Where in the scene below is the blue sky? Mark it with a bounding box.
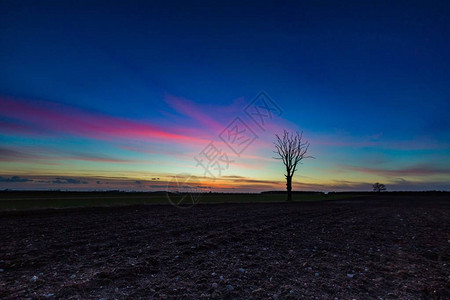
[1,0,449,191]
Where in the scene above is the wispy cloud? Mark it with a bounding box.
[0,146,136,164]
[0,147,41,161]
[309,133,449,151]
[165,94,225,131]
[0,119,42,135]
[67,152,136,163]
[52,178,88,184]
[0,96,208,145]
[343,164,450,177]
[0,176,33,182]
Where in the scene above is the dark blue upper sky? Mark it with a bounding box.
[2,1,449,123]
[1,1,449,191]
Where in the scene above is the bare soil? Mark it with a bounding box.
[1,195,449,299]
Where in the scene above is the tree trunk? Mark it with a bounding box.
[286,175,292,202]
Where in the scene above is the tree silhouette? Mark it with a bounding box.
[273,130,313,201]
[373,182,386,192]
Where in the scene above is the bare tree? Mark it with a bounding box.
[273,130,313,201]
[373,182,386,192]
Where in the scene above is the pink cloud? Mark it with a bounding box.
[0,119,43,135]
[0,96,208,145]
[164,94,225,132]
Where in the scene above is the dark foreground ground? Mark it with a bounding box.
[1,195,449,299]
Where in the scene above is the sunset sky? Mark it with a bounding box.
[1,1,449,192]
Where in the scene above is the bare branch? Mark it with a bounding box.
[273,130,314,177]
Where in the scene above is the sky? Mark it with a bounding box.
[1,0,449,192]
